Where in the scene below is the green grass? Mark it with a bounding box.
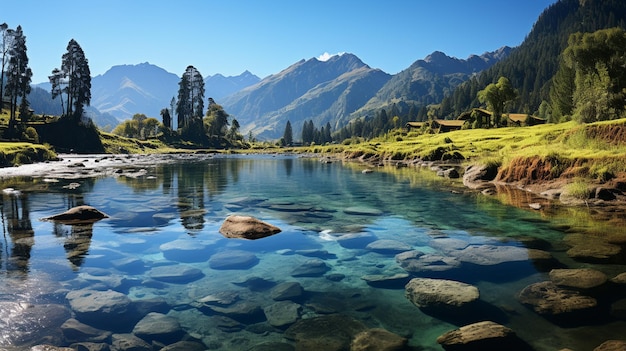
[0,142,58,167]
[301,118,626,181]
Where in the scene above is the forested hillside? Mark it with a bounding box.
[443,0,626,119]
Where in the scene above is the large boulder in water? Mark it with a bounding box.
[517,281,598,321]
[43,205,108,223]
[219,215,281,239]
[436,321,530,351]
[405,278,479,311]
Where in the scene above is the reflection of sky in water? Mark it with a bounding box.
[0,155,624,350]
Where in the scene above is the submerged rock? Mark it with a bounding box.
[361,273,410,288]
[291,259,331,277]
[284,314,368,350]
[66,290,131,328]
[43,205,109,223]
[263,301,302,328]
[518,281,598,317]
[219,215,281,239]
[270,282,304,301]
[405,278,479,310]
[593,340,626,351]
[366,239,412,254]
[111,333,151,351]
[60,318,111,343]
[564,233,622,263]
[209,250,259,270]
[451,244,530,266]
[396,251,461,274]
[148,265,204,283]
[549,268,608,290]
[436,321,529,351]
[351,328,408,351]
[132,312,184,343]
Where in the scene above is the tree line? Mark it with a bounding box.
[1,22,243,149]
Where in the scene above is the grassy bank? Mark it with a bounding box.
[295,118,626,184]
[0,142,58,167]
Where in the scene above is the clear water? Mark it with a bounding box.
[0,154,625,350]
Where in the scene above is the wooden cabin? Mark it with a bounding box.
[405,119,466,133]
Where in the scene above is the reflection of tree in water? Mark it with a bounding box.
[0,192,34,276]
[167,158,244,232]
[52,194,94,270]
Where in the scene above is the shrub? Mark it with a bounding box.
[566,179,592,200]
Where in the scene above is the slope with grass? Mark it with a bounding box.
[304,119,626,203]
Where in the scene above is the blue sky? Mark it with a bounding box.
[3,0,557,84]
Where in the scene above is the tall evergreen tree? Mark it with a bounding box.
[160,108,172,130]
[57,39,91,121]
[176,65,204,130]
[0,23,14,111]
[4,25,31,133]
[49,68,66,115]
[204,97,229,146]
[282,120,293,146]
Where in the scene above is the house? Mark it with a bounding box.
[457,108,546,127]
[506,113,546,126]
[406,119,466,133]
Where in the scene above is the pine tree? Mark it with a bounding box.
[60,39,91,121]
[0,23,14,111]
[4,25,32,133]
[282,120,293,146]
[176,65,205,130]
[160,108,171,130]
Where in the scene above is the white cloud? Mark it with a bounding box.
[317,52,345,61]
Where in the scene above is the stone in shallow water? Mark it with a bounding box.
[66,290,131,328]
[564,233,622,263]
[593,340,626,351]
[518,281,598,317]
[111,333,151,351]
[365,239,412,254]
[361,273,410,288]
[285,314,368,351]
[291,259,331,277]
[335,232,377,249]
[549,268,608,290]
[148,265,204,283]
[612,272,626,284]
[197,291,240,306]
[232,276,276,291]
[43,205,109,223]
[351,328,408,351]
[61,318,111,343]
[451,244,530,266]
[263,301,302,328]
[429,237,470,252]
[204,301,265,323]
[209,250,259,270]
[219,215,281,239]
[160,239,211,262]
[396,250,461,274]
[405,278,479,310]
[436,321,527,351]
[132,312,184,344]
[271,282,304,301]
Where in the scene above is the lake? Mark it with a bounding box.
[0,154,625,350]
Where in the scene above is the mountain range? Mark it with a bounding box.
[31,47,507,139]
